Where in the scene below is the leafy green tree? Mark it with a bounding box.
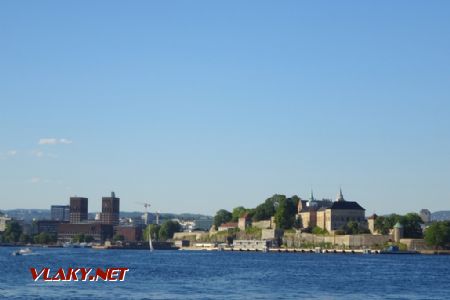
[3,221,22,243]
[424,221,450,249]
[19,233,31,244]
[72,233,86,243]
[341,221,370,235]
[34,232,52,244]
[158,220,181,240]
[374,214,401,235]
[374,213,422,237]
[252,202,271,221]
[231,207,247,222]
[312,226,328,235]
[400,213,423,238]
[374,216,388,234]
[213,209,232,228]
[290,195,301,208]
[144,224,161,241]
[252,195,282,221]
[293,217,302,229]
[274,197,296,229]
[113,234,124,242]
[84,235,94,243]
[346,221,360,234]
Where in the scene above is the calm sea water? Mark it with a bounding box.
[0,247,449,299]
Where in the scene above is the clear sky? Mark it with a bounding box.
[1,1,449,215]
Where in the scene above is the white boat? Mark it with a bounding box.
[12,248,32,256]
[149,231,154,252]
[79,242,92,248]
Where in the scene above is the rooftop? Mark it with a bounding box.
[219,222,238,228]
[330,201,365,210]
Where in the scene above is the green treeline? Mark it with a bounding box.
[212,194,449,245]
[213,194,299,230]
[0,221,58,244]
[143,220,181,241]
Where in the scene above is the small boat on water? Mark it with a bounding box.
[12,248,33,256]
[63,242,92,248]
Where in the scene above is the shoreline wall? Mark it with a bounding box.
[284,233,392,249]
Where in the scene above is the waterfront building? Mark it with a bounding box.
[57,223,113,243]
[51,205,70,221]
[0,215,11,232]
[217,222,238,231]
[174,240,190,248]
[420,209,431,224]
[297,191,333,229]
[238,213,251,231]
[69,197,88,223]
[297,189,366,233]
[114,225,142,242]
[178,220,195,232]
[233,240,270,251]
[36,220,66,236]
[367,214,378,234]
[100,192,120,225]
[179,219,213,232]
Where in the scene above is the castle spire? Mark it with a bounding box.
[337,188,345,202]
[309,190,315,202]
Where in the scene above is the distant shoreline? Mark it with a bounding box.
[3,244,450,255]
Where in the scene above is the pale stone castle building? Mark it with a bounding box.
[297,189,366,233]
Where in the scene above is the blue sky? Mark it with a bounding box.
[1,1,449,215]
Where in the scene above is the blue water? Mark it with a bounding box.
[0,247,449,299]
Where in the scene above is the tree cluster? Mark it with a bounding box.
[339,221,370,235]
[72,234,94,243]
[0,221,60,245]
[2,221,22,243]
[213,209,232,229]
[374,213,423,238]
[143,220,181,241]
[424,221,450,249]
[213,194,300,230]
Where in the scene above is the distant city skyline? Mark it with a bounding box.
[1,2,450,215]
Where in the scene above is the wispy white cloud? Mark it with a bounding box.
[31,150,58,158]
[59,138,73,144]
[7,150,17,156]
[38,138,73,145]
[30,177,40,183]
[0,150,17,159]
[32,150,44,158]
[38,138,58,145]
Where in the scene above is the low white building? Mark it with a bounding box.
[0,215,11,232]
[233,240,270,251]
